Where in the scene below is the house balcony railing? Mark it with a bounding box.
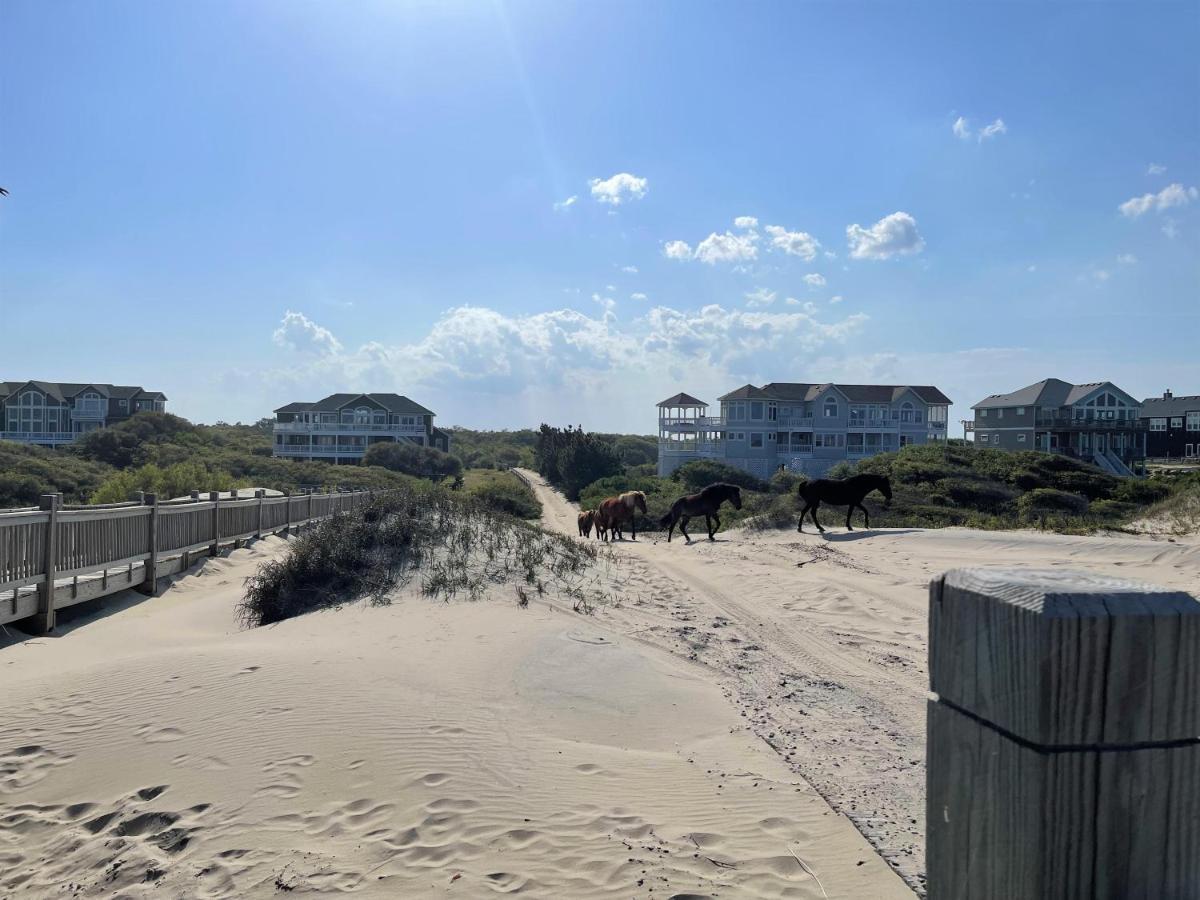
[778,446,814,457]
[1035,416,1146,431]
[274,422,427,435]
[72,402,108,418]
[659,415,725,428]
[658,440,721,455]
[275,444,374,455]
[1,431,76,443]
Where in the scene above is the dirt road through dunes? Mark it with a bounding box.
[515,468,1200,894]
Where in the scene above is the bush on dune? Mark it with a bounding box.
[466,472,542,519]
[363,441,463,482]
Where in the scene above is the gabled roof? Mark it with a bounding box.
[280,393,436,416]
[657,392,708,408]
[1141,395,1200,417]
[719,382,952,404]
[0,381,166,403]
[972,379,1130,410]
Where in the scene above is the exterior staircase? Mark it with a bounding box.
[1104,449,1136,478]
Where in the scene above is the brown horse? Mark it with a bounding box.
[595,490,648,541]
[660,483,742,543]
[577,509,595,538]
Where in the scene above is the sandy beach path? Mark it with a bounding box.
[515,468,1200,893]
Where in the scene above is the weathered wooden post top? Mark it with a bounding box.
[927,567,1200,899]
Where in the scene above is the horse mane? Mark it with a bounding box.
[618,490,646,509]
[700,482,740,499]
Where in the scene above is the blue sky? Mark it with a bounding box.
[2,1,1197,431]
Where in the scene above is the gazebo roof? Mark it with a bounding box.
[657,392,708,408]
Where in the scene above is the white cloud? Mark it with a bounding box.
[631,292,648,301]
[695,230,759,264]
[553,195,577,212]
[1147,163,1167,175]
[803,273,827,287]
[606,284,616,292]
[621,265,639,274]
[745,287,776,307]
[784,298,818,314]
[1116,253,1138,265]
[953,116,1006,142]
[845,211,925,260]
[663,240,693,260]
[764,224,820,261]
[734,215,759,229]
[272,310,343,356]
[1119,183,1198,218]
[589,172,648,206]
[829,295,844,304]
[1163,219,1179,239]
[978,119,1007,141]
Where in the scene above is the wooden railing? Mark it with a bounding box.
[0,489,371,634]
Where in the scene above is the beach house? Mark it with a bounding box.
[272,392,449,463]
[657,383,951,478]
[0,381,167,447]
[1140,390,1200,461]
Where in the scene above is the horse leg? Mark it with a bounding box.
[810,501,825,533]
[666,516,675,542]
[704,514,713,540]
[710,512,720,540]
[797,503,809,533]
[860,503,870,529]
[679,516,692,543]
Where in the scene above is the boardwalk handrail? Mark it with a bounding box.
[0,488,372,633]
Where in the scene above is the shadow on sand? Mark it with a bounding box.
[817,528,921,543]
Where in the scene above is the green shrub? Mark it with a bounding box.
[824,461,857,480]
[467,474,542,519]
[1018,488,1090,519]
[939,477,1018,511]
[363,441,463,482]
[672,460,768,493]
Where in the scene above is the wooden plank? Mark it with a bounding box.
[33,494,60,634]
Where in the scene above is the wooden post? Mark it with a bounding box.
[255,489,265,538]
[282,489,291,537]
[33,494,60,634]
[209,491,220,556]
[927,568,1200,899]
[136,492,159,597]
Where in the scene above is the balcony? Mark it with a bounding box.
[1,431,76,445]
[274,421,427,436]
[847,418,899,429]
[659,440,721,455]
[1035,415,1146,432]
[72,401,108,419]
[275,444,373,456]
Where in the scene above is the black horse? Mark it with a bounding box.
[660,483,742,543]
[797,474,891,533]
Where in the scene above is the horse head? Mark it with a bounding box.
[877,475,892,506]
[727,484,743,509]
[632,491,648,514]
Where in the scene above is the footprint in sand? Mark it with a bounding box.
[0,745,75,792]
[135,725,185,744]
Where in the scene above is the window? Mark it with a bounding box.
[997,408,1004,420]
[814,433,844,448]
[1187,444,1196,459]
[1188,412,1200,432]
[849,405,866,424]
[750,433,763,448]
[750,401,764,420]
[979,409,988,418]
[823,398,838,418]
[1017,433,1026,442]
[767,431,776,441]
[767,402,777,422]
[1016,407,1025,415]
[978,434,988,444]
[1150,418,1167,431]
[727,402,746,421]
[1171,417,1184,428]
[900,401,915,423]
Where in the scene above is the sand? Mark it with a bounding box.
[3,476,1195,899]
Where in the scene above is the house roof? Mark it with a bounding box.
[1141,395,1200,418]
[657,392,708,408]
[0,381,165,403]
[276,393,436,416]
[972,379,1130,410]
[718,382,952,404]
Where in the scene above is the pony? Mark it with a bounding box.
[660,483,742,543]
[595,490,648,541]
[797,473,891,533]
[577,509,595,538]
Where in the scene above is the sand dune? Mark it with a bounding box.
[514,469,1200,891]
[0,537,909,898]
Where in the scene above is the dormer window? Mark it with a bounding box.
[823,398,838,418]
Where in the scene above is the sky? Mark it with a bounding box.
[1,0,1198,434]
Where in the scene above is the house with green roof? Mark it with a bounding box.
[0,380,167,447]
[657,382,951,478]
[272,393,448,463]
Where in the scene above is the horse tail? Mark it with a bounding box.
[660,497,683,527]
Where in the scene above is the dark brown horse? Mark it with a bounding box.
[797,473,891,533]
[596,491,648,541]
[660,483,742,543]
[577,510,595,538]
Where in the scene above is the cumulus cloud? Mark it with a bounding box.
[631,292,648,301]
[745,287,776,307]
[734,215,759,229]
[695,230,759,264]
[829,295,844,304]
[953,116,1007,142]
[1119,183,1198,218]
[764,225,820,260]
[272,310,343,356]
[589,172,648,206]
[803,273,827,287]
[663,240,693,260]
[1147,163,1167,175]
[553,195,577,212]
[621,265,639,274]
[845,211,925,260]
[1117,253,1138,265]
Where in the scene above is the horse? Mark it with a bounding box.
[797,473,891,533]
[660,483,742,543]
[577,509,595,538]
[595,490,648,541]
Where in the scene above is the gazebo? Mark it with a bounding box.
[656,392,720,474]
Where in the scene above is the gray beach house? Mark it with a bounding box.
[0,381,167,447]
[272,392,449,464]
